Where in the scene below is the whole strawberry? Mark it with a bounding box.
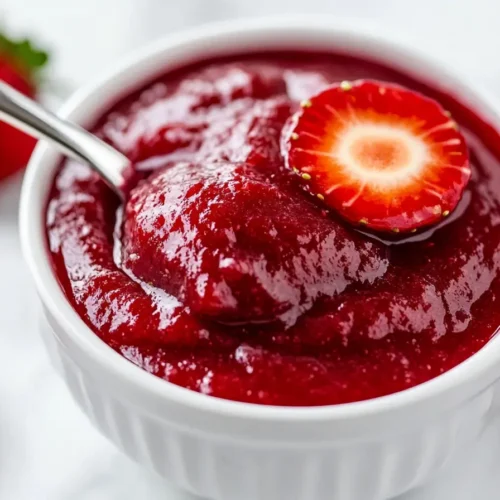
[0,33,48,181]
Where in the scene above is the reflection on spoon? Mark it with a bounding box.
[0,81,134,199]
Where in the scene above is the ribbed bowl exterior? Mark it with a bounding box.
[40,308,495,500]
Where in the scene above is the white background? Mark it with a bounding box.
[2,1,500,498]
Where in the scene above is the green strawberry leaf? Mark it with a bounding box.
[0,32,49,76]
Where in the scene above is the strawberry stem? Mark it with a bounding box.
[0,31,49,77]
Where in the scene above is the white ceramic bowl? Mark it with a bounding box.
[19,17,500,500]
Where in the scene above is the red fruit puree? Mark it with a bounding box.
[47,52,500,406]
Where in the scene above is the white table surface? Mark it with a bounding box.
[2,1,500,498]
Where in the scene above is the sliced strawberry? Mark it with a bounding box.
[282,80,470,233]
[0,32,48,182]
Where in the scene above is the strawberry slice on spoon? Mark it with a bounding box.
[282,80,470,233]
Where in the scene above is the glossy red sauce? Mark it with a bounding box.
[46,52,500,406]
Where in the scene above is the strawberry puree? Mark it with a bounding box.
[47,52,500,406]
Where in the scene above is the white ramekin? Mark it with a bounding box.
[19,17,500,500]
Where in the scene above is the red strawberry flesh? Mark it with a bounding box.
[283,80,471,233]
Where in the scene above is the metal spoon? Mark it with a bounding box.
[0,81,132,199]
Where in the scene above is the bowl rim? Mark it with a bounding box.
[19,15,500,429]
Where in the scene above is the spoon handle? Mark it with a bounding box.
[0,81,130,197]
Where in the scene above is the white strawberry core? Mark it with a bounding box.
[334,123,431,186]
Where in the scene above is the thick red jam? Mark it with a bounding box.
[47,52,500,406]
